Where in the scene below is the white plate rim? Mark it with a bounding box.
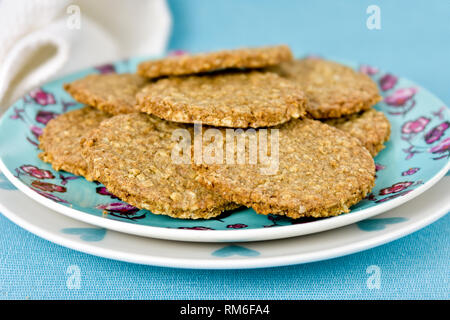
[1,157,449,243]
[0,176,448,269]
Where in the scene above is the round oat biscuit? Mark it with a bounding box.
[194,119,375,219]
[325,109,391,157]
[63,73,147,115]
[38,106,111,177]
[82,113,238,219]
[271,58,382,119]
[136,71,307,128]
[137,45,293,78]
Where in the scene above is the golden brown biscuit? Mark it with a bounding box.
[64,73,147,115]
[136,71,307,128]
[38,106,111,177]
[82,113,238,219]
[271,58,382,119]
[137,45,293,78]
[325,109,391,157]
[194,119,375,219]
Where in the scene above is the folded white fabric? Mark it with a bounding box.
[0,0,172,113]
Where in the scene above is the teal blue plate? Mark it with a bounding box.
[0,57,448,242]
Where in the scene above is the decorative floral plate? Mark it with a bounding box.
[0,57,449,242]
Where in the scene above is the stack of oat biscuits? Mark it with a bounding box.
[39,45,390,220]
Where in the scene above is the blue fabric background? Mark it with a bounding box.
[1,0,449,299]
[0,214,448,299]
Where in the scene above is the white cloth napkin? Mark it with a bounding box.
[0,0,172,113]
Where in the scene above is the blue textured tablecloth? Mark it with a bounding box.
[0,213,448,299]
[1,0,449,300]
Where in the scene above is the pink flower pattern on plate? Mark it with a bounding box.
[97,202,139,214]
[30,125,43,138]
[359,64,379,76]
[96,186,119,199]
[36,110,58,125]
[179,226,214,230]
[31,180,66,193]
[168,50,188,56]
[379,182,414,195]
[424,121,450,144]
[375,190,413,203]
[19,165,54,179]
[95,64,116,74]
[385,88,417,106]
[227,224,248,229]
[29,88,56,106]
[429,137,450,159]
[379,74,398,91]
[401,117,430,134]
[402,168,420,176]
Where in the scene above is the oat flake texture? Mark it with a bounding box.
[38,106,111,178]
[136,71,307,128]
[194,119,376,219]
[137,45,293,78]
[270,58,382,119]
[325,109,391,157]
[82,113,238,219]
[64,73,148,115]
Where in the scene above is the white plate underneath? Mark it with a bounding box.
[2,157,449,243]
[0,172,448,269]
